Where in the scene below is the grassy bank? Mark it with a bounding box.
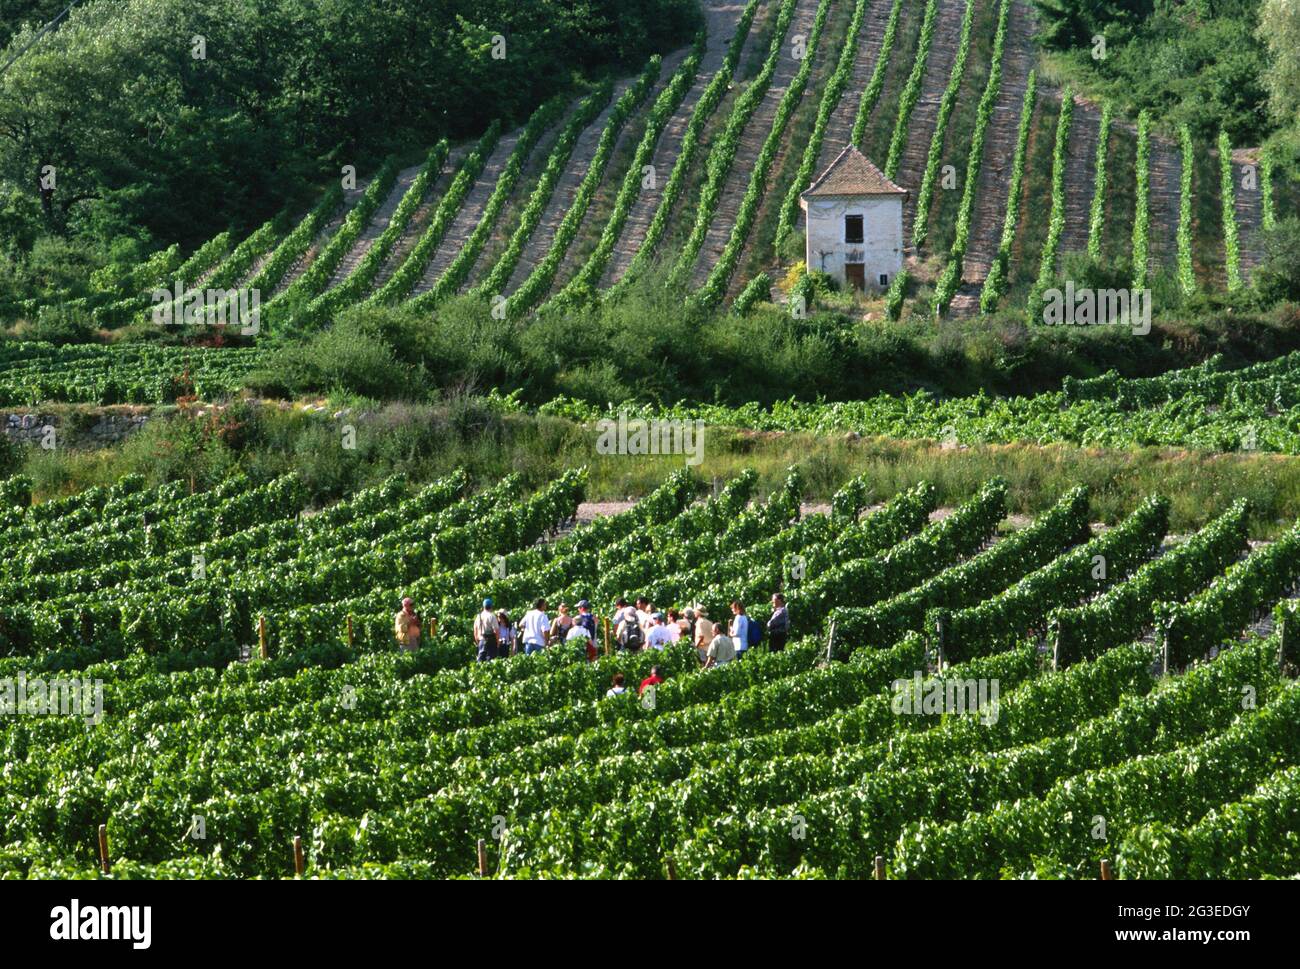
[12,398,1300,538]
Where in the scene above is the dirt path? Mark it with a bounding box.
[601,0,751,287]
[326,161,424,290]
[1232,148,1266,277]
[1059,95,1101,259]
[554,52,694,292]
[690,0,818,287]
[897,0,967,255]
[503,79,637,296]
[270,177,370,297]
[1145,133,1181,271]
[412,131,524,296]
[371,148,467,290]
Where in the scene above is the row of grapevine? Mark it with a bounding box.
[1261,148,1276,231]
[933,0,1011,313]
[616,0,764,288]
[0,344,258,406]
[668,0,801,287]
[829,484,1090,649]
[420,99,569,305]
[930,494,1170,662]
[300,141,451,326]
[1086,102,1112,261]
[363,123,503,306]
[1049,500,1249,669]
[1220,130,1242,291]
[773,0,870,251]
[548,37,706,305]
[260,158,400,329]
[1114,764,1300,879]
[733,271,773,315]
[540,348,1300,455]
[849,0,905,147]
[505,60,662,316]
[896,675,1300,878]
[977,70,1035,313]
[882,0,939,181]
[469,89,615,302]
[1177,124,1196,294]
[1026,88,1074,323]
[911,0,977,251]
[1131,110,1151,291]
[1157,520,1300,668]
[749,634,1282,880]
[697,0,835,307]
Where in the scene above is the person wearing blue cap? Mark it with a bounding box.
[574,600,597,640]
[473,598,499,662]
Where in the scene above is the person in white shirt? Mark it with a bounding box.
[729,600,750,659]
[645,613,674,650]
[566,620,594,661]
[704,623,736,668]
[605,673,628,698]
[635,597,653,630]
[521,598,551,655]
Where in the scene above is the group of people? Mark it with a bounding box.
[605,594,789,667]
[393,593,791,671]
[471,597,601,662]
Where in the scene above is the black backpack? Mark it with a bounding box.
[619,619,644,650]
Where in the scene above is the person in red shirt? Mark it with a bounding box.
[639,665,664,696]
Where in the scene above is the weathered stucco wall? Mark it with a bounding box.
[803,195,903,290]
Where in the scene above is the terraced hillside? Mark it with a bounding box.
[29,0,1287,331]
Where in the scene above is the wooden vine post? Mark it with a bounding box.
[346,614,354,648]
[603,617,611,657]
[873,855,885,880]
[825,618,836,664]
[1100,859,1113,881]
[293,835,304,876]
[477,839,488,878]
[98,824,110,875]
[258,615,268,660]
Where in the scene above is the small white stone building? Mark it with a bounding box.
[799,145,907,291]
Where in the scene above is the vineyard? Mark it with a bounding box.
[9,0,1292,332]
[1,462,1297,879]
[540,350,1300,456]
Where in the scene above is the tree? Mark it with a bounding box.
[1258,0,1300,133]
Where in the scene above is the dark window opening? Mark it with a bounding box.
[844,214,864,244]
[879,273,889,287]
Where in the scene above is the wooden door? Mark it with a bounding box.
[845,263,865,291]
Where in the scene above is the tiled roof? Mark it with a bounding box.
[802,144,908,197]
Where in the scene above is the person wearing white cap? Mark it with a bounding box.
[645,613,674,650]
[693,605,713,663]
